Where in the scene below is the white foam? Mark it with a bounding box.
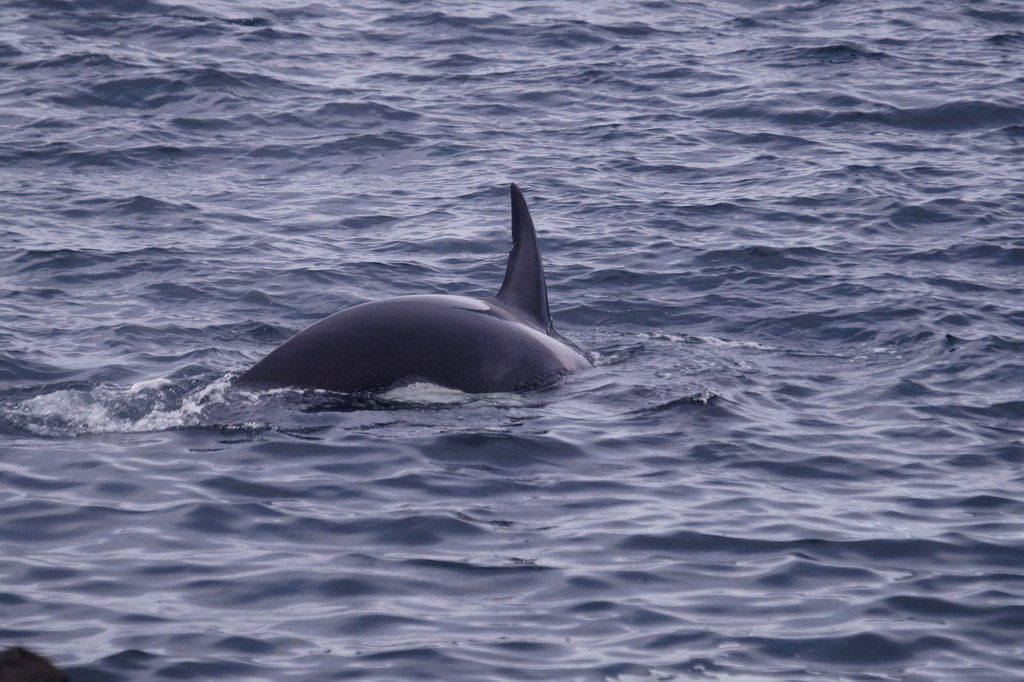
[11,375,234,437]
[645,331,775,351]
[696,335,775,350]
[128,377,174,394]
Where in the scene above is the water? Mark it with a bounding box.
[2,1,1023,680]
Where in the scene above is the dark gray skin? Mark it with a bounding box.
[0,647,68,682]
[238,184,592,393]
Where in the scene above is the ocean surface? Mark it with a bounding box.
[2,1,1023,680]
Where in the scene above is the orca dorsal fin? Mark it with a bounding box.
[493,183,553,333]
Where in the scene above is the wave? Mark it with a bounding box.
[1,376,232,437]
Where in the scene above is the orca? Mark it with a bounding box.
[0,647,68,682]
[237,184,592,393]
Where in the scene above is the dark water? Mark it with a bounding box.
[2,1,1023,680]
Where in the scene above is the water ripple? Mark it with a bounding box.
[2,1,1023,680]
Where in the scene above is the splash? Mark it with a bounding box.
[5,375,235,437]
